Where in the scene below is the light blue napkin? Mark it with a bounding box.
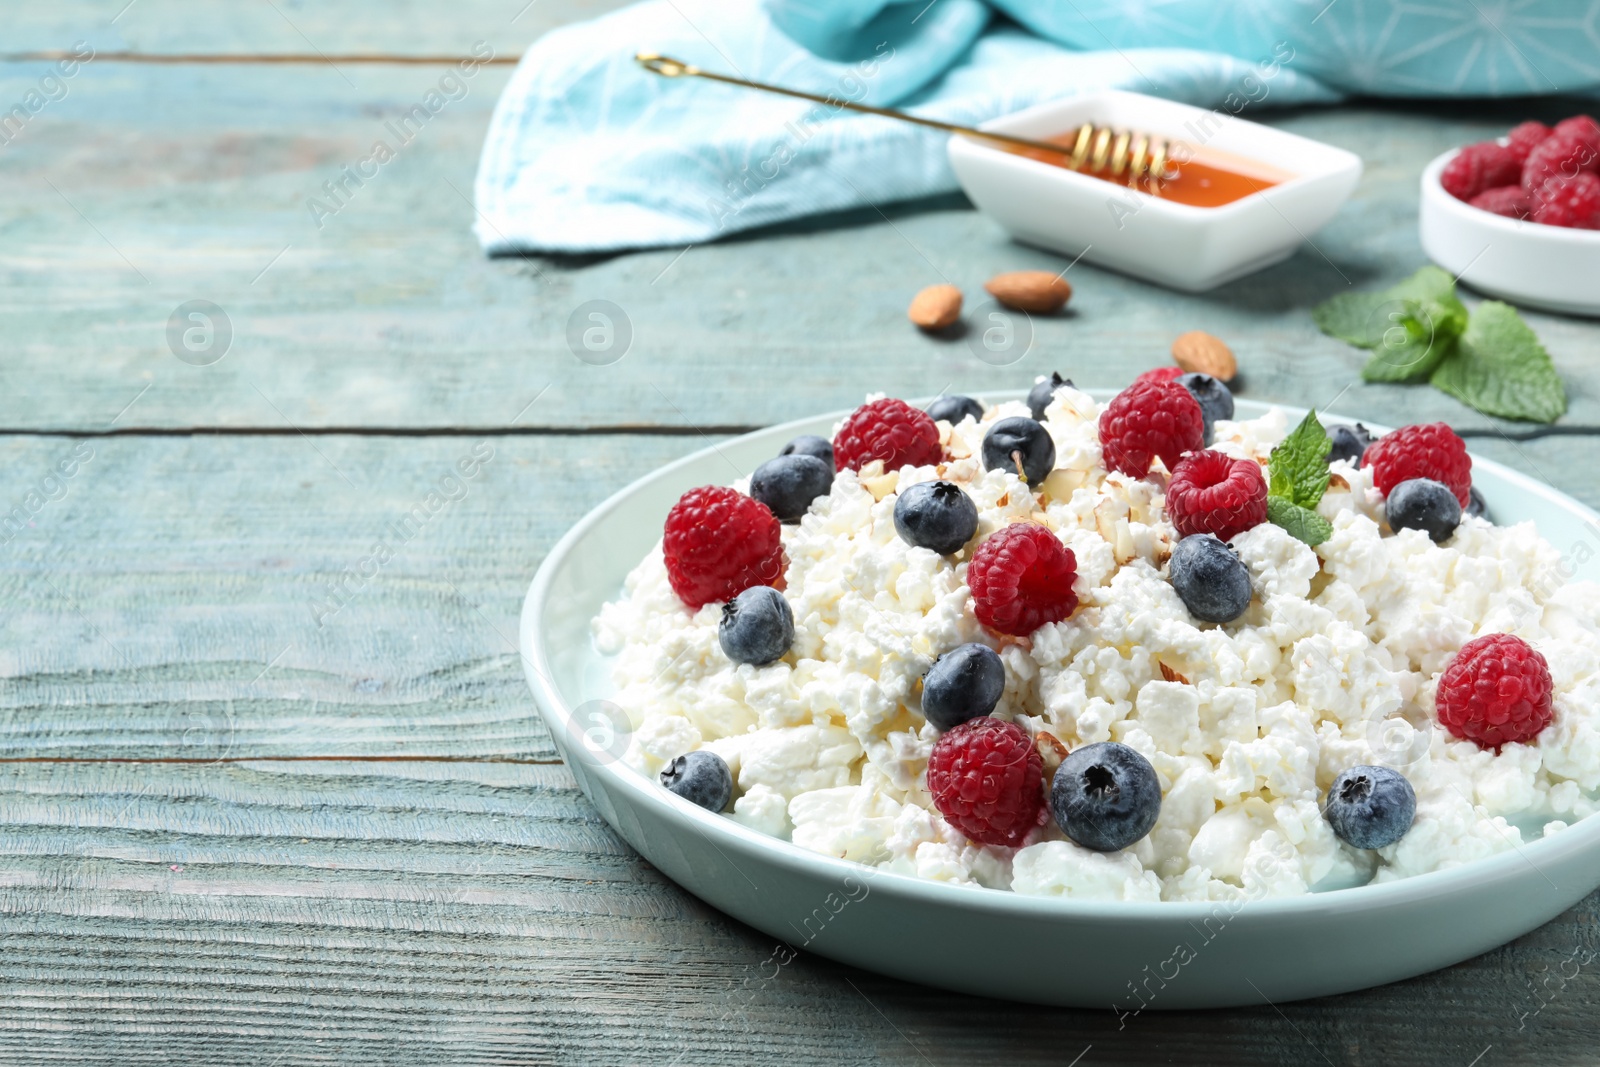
[474,0,1600,254]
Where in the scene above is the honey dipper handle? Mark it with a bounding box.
[633,52,1079,158]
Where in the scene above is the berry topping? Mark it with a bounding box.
[920,643,1005,731]
[663,486,785,610]
[1049,741,1162,852]
[660,750,734,812]
[926,717,1046,847]
[1440,141,1521,202]
[1027,372,1073,420]
[1168,533,1252,623]
[894,479,979,555]
[1506,120,1554,164]
[1531,172,1600,229]
[780,434,834,470]
[750,453,832,523]
[967,524,1079,636]
[1325,423,1374,467]
[1175,372,1234,445]
[1522,132,1599,192]
[1098,379,1205,477]
[1166,450,1267,541]
[832,398,942,473]
[1385,477,1461,544]
[926,394,984,426]
[981,416,1057,487]
[1324,766,1416,850]
[718,585,794,666]
[1436,633,1554,750]
[1133,366,1186,387]
[1468,185,1532,219]
[1362,422,1472,508]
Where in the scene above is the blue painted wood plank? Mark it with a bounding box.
[0,62,1595,435]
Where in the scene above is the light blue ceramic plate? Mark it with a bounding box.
[521,394,1600,1008]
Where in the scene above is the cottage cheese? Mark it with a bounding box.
[594,389,1600,901]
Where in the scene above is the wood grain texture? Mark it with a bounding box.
[0,430,1595,762]
[0,60,1596,435]
[0,758,1598,1066]
[6,0,633,59]
[1,430,1600,1065]
[0,432,740,761]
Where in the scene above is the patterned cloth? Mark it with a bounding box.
[474,0,1600,254]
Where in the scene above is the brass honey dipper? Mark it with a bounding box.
[636,52,1180,183]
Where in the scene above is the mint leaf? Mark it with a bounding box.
[1267,410,1332,508]
[1312,267,1466,350]
[1429,301,1567,424]
[1267,497,1334,547]
[1312,268,1564,426]
[1387,266,1463,307]
[1359,303,1458,383]
[1313,290,1402,348]
[1266,411,1335,546]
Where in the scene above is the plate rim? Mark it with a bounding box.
[523,390,1600,919]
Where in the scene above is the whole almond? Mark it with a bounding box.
[984,271,1072,314]
[1171,330,1237,382]
[908,284,962,330]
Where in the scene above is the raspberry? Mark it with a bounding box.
[1362,423,1472,508]
[967,523,1078,636]
[832,398,942,473]
[926,717,1046,847]
[1133,366,1185,386]
[1436,633,1553,750]
[662,486,784,610]
[1522,132,1599,191]
[1440,141,1521,201]
[1166,450,1268,540]
[1098,379,1205,477]
[1553,114,1600,154]
[1468,185,1532,219]
[1531,172,1600,229]
[1505,120,1553,164]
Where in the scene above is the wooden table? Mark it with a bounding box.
[4,4,1599,1063]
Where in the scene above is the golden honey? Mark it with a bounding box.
[1001,135,1295,208]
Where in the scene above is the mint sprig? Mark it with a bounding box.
[1266,410,1334,547]
[1430,301,1567,423]
[1312,268,1565,424]
[1267,497,1334,546]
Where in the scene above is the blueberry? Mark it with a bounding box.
[660,750,733,813]
[1325,423,1374,467]
[1175,372,1234,446]
[750,454,833,523]
[718,585,794,665]
[920,643,1005,731]
[927,394,985,426]
[1466,485,1490,522]
[1323,765,1415,850]
[1385,478,1460,544]
[894,480,979,555]
[780,434,834,471]
[1050,741,1162,852]
[1169,534,1252,623]
[1027,372,1074,421]
[982,416,1056,487]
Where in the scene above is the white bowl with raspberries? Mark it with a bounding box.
[522,388,1600,1008]
[1420,115,1600,317]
